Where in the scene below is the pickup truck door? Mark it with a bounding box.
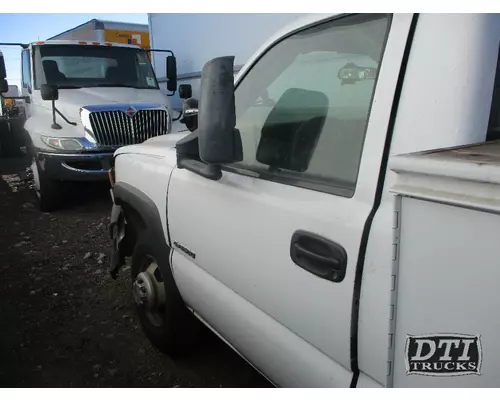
[167,13,415,387]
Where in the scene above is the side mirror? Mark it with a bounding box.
[180,97,198,132]
[0,53,6,79]
[175,55,241,181]
[198,55,242,164]
[166,55,177,92]
[41,84,59,101]
[0,79,8,94]
[178,84,192,99]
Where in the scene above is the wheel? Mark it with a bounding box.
[131,231,202,356]
[31,156,63,212]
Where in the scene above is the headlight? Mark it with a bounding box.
[41,135,98,151]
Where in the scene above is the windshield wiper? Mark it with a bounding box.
[90,83,150,89]
[56,85,82,89]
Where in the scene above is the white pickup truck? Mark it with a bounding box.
[108,13,500,388]
[0,40,178,211]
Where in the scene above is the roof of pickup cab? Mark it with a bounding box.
[31,39,143,49]
[276,13,340,36]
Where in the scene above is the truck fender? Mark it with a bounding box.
[111,181,171,278]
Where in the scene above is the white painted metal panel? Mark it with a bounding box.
[148,13,303,109]
[389,140,500,387]
[358,13,500,386]
[392,197,500,387]
[389,14,500,158]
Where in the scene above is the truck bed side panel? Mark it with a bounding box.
[392,197,500,387]
[390,141,500,387]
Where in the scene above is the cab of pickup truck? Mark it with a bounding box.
[109,13,500,388]
[11,40,178,211]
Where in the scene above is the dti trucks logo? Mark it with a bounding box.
[405,334,482,376]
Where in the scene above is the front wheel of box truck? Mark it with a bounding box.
[131,230,202,357]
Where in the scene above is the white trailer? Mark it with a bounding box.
[148,13,303,110]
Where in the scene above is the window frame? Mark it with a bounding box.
[222,13,393,198]
[486,43,500,141]
[21,49,32,91]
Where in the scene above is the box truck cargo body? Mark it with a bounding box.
[47,19,150,50]
[148,13,303,110]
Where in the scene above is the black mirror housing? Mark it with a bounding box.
[198,55,242,165]
[41,84,59,101]
[0,53,6,79]
[179,84,192,99]
[166,55,177,92]
[0,79,8,94]
[180,97,199,132]
[175,56,241,181]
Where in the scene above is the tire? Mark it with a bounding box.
[31,156,64,212]
[131,230,202,356]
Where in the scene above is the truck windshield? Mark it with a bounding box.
[33,44,159,90]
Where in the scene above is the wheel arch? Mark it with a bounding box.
[113,181,171,254]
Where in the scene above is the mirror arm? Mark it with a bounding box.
[177,158,222,181]
[55,106,77,126]
[51,99,62,130]
[146,49,174,57]
[175,129,222,180]
[49,99,77,130]
[172,109,183,122]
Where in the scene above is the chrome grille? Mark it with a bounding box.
[88,109,169,146]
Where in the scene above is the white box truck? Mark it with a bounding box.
[0,40,178,211]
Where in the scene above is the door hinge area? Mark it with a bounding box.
[386,197,402,387]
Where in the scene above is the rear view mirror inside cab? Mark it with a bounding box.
[337,62,377,85]
[256,88,328,172]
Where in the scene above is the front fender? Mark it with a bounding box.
[110,181,171,279]
[24,106,83,150]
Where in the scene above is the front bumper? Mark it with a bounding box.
[37,150,115,182]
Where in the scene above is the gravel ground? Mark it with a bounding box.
[0,154,271,388]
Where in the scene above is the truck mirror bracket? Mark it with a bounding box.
[175,130,222,181]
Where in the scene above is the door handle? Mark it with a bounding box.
[290,230,347,283]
